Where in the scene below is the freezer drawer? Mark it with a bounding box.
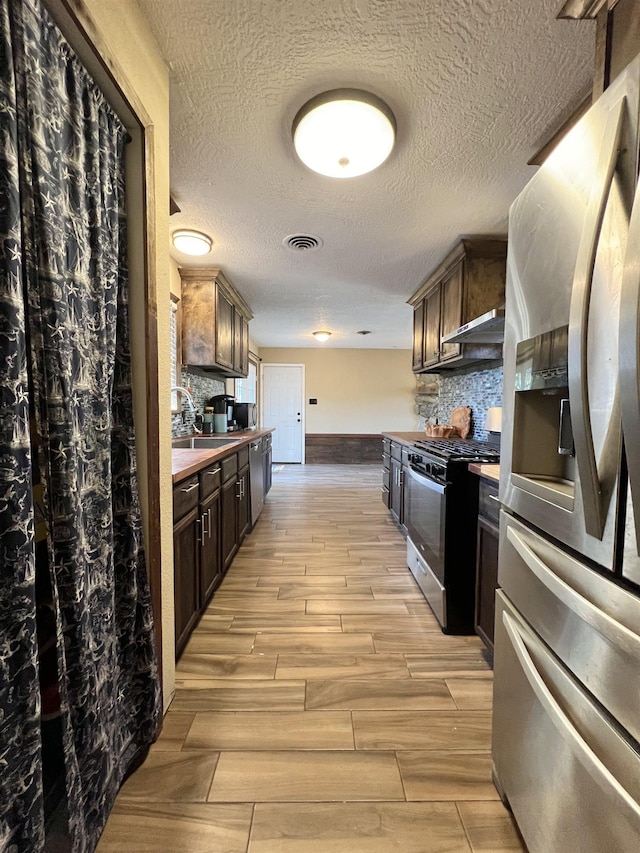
[499,511,640,746]
[493,591,640,853]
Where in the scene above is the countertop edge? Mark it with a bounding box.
[468,462,500,482]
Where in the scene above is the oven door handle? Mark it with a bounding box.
[408,466,446,495]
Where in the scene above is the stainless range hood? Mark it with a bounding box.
[440,307,505,345]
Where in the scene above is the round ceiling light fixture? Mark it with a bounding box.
[312,330,332,342]
[172,229,213,256]
[292,89,396,178]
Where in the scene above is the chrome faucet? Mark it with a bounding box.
[171,386,202,433]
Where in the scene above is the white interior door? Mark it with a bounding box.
[261,364,304,463]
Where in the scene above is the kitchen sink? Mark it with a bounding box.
[172,436,242,449]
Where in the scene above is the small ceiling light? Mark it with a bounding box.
[172,229,212,256]
[293,88,396,178]
[312,330,332,342]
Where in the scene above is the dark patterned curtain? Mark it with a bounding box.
[0,1,161,851]
[0,1,44,849]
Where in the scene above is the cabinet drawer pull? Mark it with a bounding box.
[489,494,500,503]
[206,469,219,476]
[180,482,198,494]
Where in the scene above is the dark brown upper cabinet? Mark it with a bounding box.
[179,267,253,378]
[409,238,507,374]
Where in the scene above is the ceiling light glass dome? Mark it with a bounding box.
[293,89,396,179]
[172,229,212,256]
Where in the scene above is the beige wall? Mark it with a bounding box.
[64,0,175,708]
[170,257,181,298]
[260,349,417,434]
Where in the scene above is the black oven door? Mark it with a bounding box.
[405,465,446,582]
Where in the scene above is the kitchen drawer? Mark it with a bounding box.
[382,451,390,470]
[478,478,500,524]
[173,475,200,521]
[390,441,402,461]
[382,438,391,455]
[237,446,249,469]
[262,433,272,450]
[200,463,221,499]
[221,453,238,483]
[401,447,410,465]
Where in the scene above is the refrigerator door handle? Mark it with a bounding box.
[568,96,626,539]
[501,609,640,820]
[506,525,640,656]
[620,174,640,554]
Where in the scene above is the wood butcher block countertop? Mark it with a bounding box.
[468,462,500,482]
[172,428,274,483]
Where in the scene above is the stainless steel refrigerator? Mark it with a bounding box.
[494,54,640,851]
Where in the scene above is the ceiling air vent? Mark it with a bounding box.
[283,234,323,252]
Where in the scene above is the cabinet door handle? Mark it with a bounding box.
[202,511,208,539]
[236,480,241,499]
[180,482,198,493]
[208,507,212,539]
[489,494,501,503]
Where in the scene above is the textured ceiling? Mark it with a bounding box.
[136,0,594,349]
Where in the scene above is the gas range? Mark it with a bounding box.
[405,437,499,634]
[413,438,500,464]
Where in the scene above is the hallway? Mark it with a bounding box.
[97,464,524,852]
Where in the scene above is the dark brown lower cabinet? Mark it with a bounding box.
[221,474,239,572]
[390,456,403,522]
[200,489,221,604]
[475,477,500,651]
[238,463,250,541]
[382,438,391,508]
[173,506,200,655]
[173,438,273,655]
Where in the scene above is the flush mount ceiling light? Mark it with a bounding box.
[312,330,332,342]
[292,89,396,178]
[172,229,212,256]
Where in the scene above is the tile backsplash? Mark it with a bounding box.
[172,367,227,436]
[415,362,503,441]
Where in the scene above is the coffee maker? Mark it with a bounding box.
[209,394,238,432]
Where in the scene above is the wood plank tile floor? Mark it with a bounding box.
[97,464,525,852]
